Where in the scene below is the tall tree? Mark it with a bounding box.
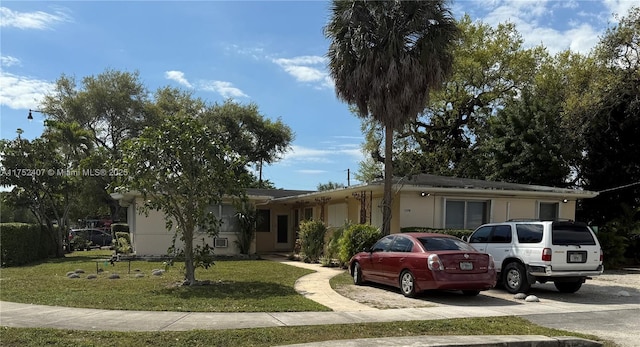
[202,99,293,188]
[39,69,153,221]
[580,8,640,224]
[0,134,78,257]
[358,15,546,181]
[116,115,249,285]
[325,0,458,235]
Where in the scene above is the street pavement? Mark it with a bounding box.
[1,255,638,346]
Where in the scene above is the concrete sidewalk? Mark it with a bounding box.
[2,255,634,346]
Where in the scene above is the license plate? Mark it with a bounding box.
[460,262,473,270]
[568,252,585,263]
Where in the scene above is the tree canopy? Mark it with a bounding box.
[325,0,458,235]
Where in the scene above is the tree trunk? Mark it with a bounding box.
[183,228,196,285]
[382,125,394,236]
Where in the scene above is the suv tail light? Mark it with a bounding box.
[488,254,495,270]
[600,248,604,262]
[542,248,552,261]
[428,254,443,271]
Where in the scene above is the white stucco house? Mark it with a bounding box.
[111,174,598,257]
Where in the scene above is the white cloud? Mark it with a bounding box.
[297,169,327,175]
[164,70,248,99]
[0,72,54,109]
[478,1,604,54]
[164,70,192,88]
[281,142,365,166]
[200,80,248,99]
[1,55,21,67]
[272,55,334,89]
[0,6,71,30]
[603,0,638,22]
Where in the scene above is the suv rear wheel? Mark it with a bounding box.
[554,280,583,293]
[503,262,531,294]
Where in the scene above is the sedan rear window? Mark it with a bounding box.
[552,223,596,246]
[418,237,476,251]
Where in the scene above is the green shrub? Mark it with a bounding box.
[0,223,54,267]
[338,224,381,264]
[115,232,132,254]
[234,201,257,255]
[325,222,350,267]
[401,227,472,240]
[598,228,628,269]
[299,220,327,263]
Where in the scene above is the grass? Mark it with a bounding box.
[0,317,615,347]
[328,267,353,289]
[0,250,328,312]
[0,251,618,346]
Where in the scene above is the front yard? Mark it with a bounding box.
[0,250,328,312]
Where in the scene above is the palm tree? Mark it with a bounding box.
[325,0,459,235]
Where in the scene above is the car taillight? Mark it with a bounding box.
[428,254,443,271]
[488,254,495,270]
[542,248,552,261]
[600,249,604,262]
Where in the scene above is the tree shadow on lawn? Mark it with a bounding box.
[154,280,299,300]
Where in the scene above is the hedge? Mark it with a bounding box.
[0,223,56,267]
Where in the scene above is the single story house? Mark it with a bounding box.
[110,174,598,257]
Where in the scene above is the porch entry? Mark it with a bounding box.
[277,215,288,244]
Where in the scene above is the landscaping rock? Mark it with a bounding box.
[87,274,97,279]
[108,273,120,279]
[514,293,527,300]
[525,295,540,302]
[616,290,631,297]
[67,273,80,278]
[152,270,164,276]
[135,273,144,278]
[75,269,85,274]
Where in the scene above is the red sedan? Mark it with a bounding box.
[349,233,496,297]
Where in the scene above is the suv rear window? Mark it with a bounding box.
[551,223,596,246]
[516,224,543,243]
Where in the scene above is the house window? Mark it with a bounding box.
[539,202,558,221]
[445,200,489,229]
[211,204,238,233]
[256,209,270,232]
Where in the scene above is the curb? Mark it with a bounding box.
[275,335,603,347]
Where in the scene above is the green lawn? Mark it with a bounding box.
[0,317,614,347]
[0,251,617,347]
[0,250,328,312]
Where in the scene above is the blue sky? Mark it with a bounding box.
[0,1,636,191]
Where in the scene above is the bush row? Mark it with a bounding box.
[296,221,381,266]
[0,223,56,267]
[296,223,474,267]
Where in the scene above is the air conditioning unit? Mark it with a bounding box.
[214,238,228,248]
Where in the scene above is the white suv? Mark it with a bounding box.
[468,220,604,294]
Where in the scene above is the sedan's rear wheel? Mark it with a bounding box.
[400,270,417,297]
[352,262,363,285]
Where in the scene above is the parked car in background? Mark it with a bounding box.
[349,233,496,297]
[468,220,604,294]
[69,228,113,250]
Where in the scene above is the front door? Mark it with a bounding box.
[277,215,288,244]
